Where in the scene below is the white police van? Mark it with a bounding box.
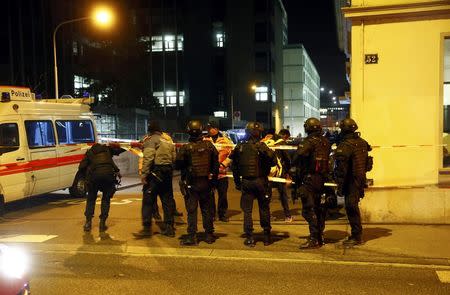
[0,86,96,213]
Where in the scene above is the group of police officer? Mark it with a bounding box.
[78,116,372,249]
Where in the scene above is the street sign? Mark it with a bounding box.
[233,111,241,121]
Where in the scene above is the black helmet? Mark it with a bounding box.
[340,118,358,133]
[304,117,322,134]
[245,121,264,138]
[186,120,203,137]
[147,120,161,133]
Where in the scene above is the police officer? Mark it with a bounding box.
[133,120,177,238]
[334,118,372,246]
[175,120,219,246]
[78,143,125,232]
[293,118,331,249]
[229,122,276,247]
[204,121,233,222]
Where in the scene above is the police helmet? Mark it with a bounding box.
[340,118,358,133]
[186,120,203,137]
[245,121,264,138]
[303,117,322,134]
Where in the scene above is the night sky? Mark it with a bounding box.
[282,0,348,103]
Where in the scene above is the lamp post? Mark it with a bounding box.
[53,7,114,100]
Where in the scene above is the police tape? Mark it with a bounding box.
[223,174,337,187]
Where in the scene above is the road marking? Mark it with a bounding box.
[436,271,450,283]
[30,244,450,270]
[0,235,58,243]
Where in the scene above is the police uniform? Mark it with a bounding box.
[175,120,219,245]
[78,143,124,232]
[134,122,177,238]
[334,118,372,245]
[293,118,330,249]
[229,122,276,247]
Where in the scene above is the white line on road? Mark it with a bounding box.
[0,235,58,243]
[31,245,450,271]
[436,271,450,283]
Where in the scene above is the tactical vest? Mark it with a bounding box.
[309,136,330,174]
[188,141,211,177]
[88,145,115,176]
[239,142,261,178]
[345,138,369,177]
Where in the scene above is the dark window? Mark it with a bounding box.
[56,120,95,144]
[254,0,267,13]
[25,121,55,148]
[255,52,267,72]
[0,123,19,154]
[254,22,267,42]
[256,111,268,124]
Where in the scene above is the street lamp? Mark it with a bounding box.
[53,6,114,100]
[329,90,333,94]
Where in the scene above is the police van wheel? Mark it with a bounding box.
[69,176,87,198]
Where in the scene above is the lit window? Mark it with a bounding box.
[255,86,268,101]
[72,41,78,55]
[214,111,227,118]
[147,35,183,52]
[74,75,93,94]
[153,91,185,107]
[216,33,224,47]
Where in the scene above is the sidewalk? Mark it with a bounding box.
[100,174,450,265]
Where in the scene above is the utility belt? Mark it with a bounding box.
[148,164,173,183]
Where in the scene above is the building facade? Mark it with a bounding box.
[341,0,450,224]
[283,45,320,137]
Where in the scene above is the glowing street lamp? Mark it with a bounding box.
[53,6,115,99]
[320,87,325,92]
[329,90,333,94]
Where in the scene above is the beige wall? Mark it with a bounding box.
[350,15,450,186]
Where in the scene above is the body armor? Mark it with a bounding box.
[188,141,211,177]
[239,142,261,178]
[88,144,115,176]
[343,137,369,177]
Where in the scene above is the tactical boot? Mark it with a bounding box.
[133,226,152,238]
[263,231,272,246]
[161,225,175,237]
[219,216,229,222]
[83,219,92,232]
[343,235,363,246]
[299,238,321,250]
[244,234,256,247]
[180,234,198,246]
[99,219,108,232]
[205,233,216,244]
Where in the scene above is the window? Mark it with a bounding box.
[443,38,450,167]
[216,33,224,47]
[255,52,267,72]
[255,86,268,101]
[25,121,55,148]
[74,75,93,94]
[56,120,95,144]
[214,111,227,118]
[154,91,185,107]
[254,22,267,42]
[213,22,225,48]
[149,35,183,52]
[72,41,78,56]
[0,123,19,154]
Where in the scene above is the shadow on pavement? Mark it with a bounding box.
[363,227,392,242]
[226,209,241,219]
[239,231,290,245]
[323,229,348,244]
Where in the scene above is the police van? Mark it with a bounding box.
[0,86,96,212]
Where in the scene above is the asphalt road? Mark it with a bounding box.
[0,179,449,294]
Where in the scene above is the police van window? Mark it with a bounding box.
[56,120,95,144]
[0,123,19,154]
[24,121,56,148]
